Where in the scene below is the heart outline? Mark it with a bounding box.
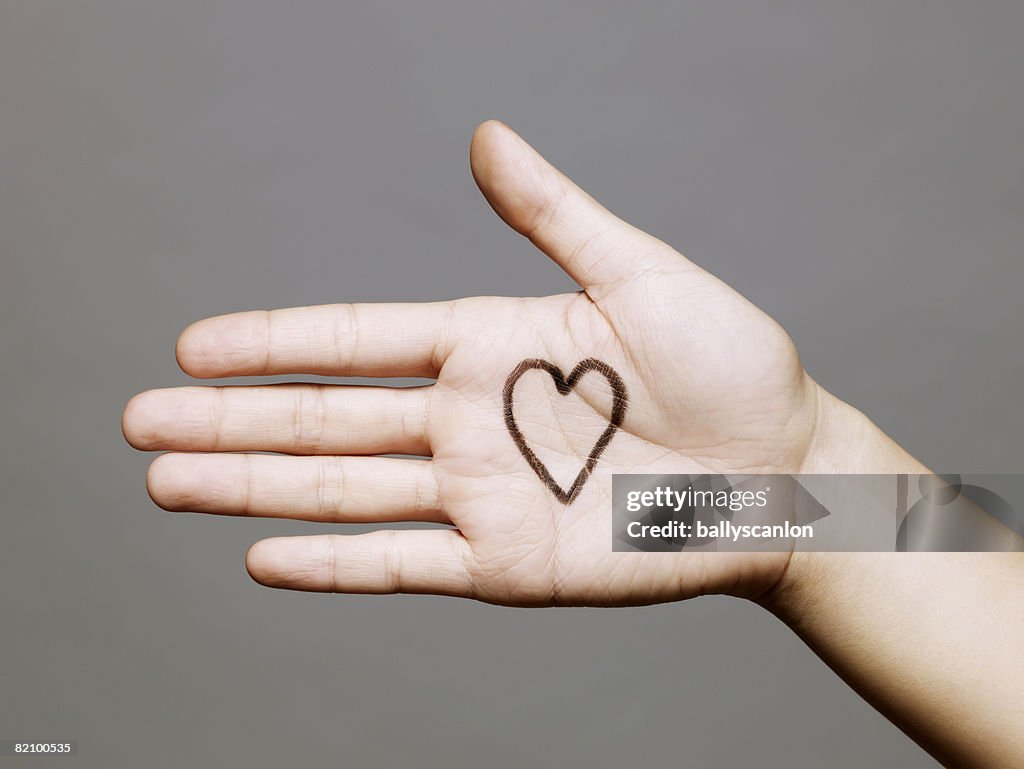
[503,358,628,505]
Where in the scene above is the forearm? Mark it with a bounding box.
[765,390,1024,768]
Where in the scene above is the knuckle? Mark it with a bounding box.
[382,530,403,593]
[291,386,325,451]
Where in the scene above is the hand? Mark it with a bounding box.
[123,121,836,606]
[123,121,1024,769]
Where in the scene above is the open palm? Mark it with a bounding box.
[124,122,826,606]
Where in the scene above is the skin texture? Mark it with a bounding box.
[124,120,822,606]
[123,121,1023,767]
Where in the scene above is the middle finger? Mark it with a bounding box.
[123,384,432,456]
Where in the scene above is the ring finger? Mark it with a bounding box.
[146,453,447,524]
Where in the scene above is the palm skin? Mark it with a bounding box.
[124,121,825,606]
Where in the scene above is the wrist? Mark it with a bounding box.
[799,383,929,476]
[757,383,929,614]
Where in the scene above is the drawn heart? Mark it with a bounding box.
[502,358,629,505]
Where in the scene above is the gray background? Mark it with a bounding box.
[1,2,1021,767]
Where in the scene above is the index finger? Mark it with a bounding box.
[176,301,457,378]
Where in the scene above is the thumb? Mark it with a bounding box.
[469,120,681,294]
